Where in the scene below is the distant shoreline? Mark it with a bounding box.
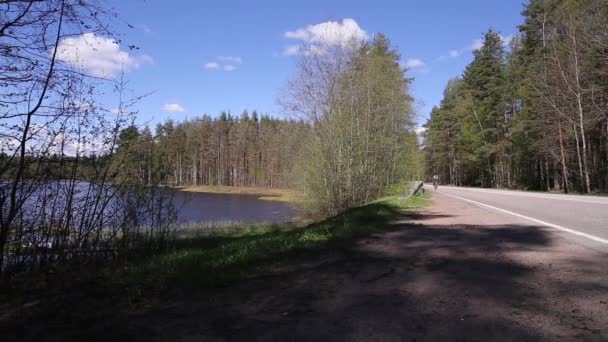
[172,185,303,203]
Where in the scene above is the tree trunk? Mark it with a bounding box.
[574,124,585,192]
[570,18,591,193]
[558,121,569,193]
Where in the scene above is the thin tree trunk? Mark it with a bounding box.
[574,123,585,192]
[558,121,569,193]
[0,1,65,278]
[570,16,591,193]
[545,160,550,191]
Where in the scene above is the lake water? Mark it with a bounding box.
[4,181,301,228]
[172,191,301,225]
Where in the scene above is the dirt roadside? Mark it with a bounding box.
[6,193,608,341]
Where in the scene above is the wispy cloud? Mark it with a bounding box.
[218,56,242,64]
[283,45,300,56]
[470,38,484,51]
[401,58,429,73]
[162,103,185,113]
[205,56,242,71]
[438,49,463,61]
[500,34,515,47]
[204,62,219,69]
[405,58,426,69]
[471,34,514,51]
[438,33,514,62]
[448,49,461,58]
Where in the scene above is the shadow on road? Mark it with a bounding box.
[3,209,607,341]
[117,216,607,341]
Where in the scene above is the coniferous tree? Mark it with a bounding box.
[424,0,608,193]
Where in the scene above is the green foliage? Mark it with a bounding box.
[397,132,426,183]
[114,113,309,188]
[425,0,608,193]
[295,34,418,215]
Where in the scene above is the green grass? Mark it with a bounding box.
[129,193,429,290]
[385,181,415,196]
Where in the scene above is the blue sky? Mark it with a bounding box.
[89,0,526,128]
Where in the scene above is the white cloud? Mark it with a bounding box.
[162,103,185,113]
[56,33,151,77]
[448,50,461,58]
[470,34,514,51]
[437,32,515,62]
[217,56,242,64]
[139,54,154,64]
[205,62,219,69]
[470,38,484,51]
[500,34,514,47]
[284,18,368,55]
[415,127,427,135]
[142,25,152,34]
[0,123,112,157]
[405,58,426,69]
[283,45,300,56]
[438,49,463,61]
[414,126,427,145]
[205,57,242,71]
[285,18,368,44]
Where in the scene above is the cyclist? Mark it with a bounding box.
[432,174,439,189]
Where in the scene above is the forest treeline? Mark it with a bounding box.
[118,34,424,214]
[425,0,608,193]
[117,112,308,188]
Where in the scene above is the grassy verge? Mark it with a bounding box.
[129,193,429,290]
[0,192,429,327]
[172,185,303,203]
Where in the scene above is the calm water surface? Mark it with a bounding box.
[172,191,301,224]
[8,182,299,226]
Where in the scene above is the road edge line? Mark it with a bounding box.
[437,190,608,245]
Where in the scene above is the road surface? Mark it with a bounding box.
[133,189,606,340]
[429,185,608,253]
[5,187,608,341]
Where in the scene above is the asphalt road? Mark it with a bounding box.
[427,185,608,253]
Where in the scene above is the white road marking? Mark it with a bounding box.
[437,185,608,205]
[437,189,608,245]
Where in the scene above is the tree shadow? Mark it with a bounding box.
[398,212,456,221]
[164,219,606,341]
[3,204,607,341]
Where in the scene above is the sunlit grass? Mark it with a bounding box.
[172,185,304,203]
